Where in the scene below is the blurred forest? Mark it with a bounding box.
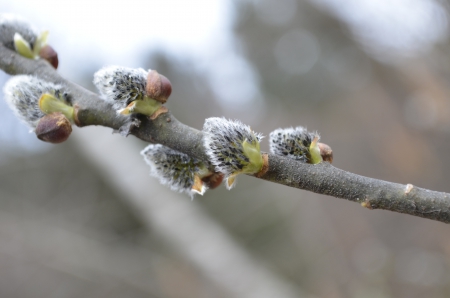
[1,0,450,297]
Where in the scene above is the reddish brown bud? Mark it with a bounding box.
[35,112,72,144]
[146,70,172,104]
[201,172,224,189]
[318,142,333,163]
[39,45,59,69]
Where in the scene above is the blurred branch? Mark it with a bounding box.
[1,44,450,224]
[0,210,162,296]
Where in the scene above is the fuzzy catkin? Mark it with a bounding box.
[3,75,68,128]
[203,117,263,177]
[0,13,37,51]
[93,66,148,110]
[141,144,205,198]
[269,127,319,162]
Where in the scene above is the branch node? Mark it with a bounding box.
[73,104,81,126]
[115,116,141,137]
[405,184,414,194]
[361,200,373,209]
[255,153,269,178]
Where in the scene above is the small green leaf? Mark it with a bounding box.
[33,30,49,56]
[309,136,323,164]
[118,96,161,117]
[39,93,74,122]
[14,33,35,59]
[242,138,263,174]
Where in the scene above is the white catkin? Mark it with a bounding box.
[93,65,149,110]
[203,117,263,177]
[0,13,38,51]
[269,126,319,162]
[3,75,67,129]
[141,144,206,198]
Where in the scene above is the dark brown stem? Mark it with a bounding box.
[2,44,450,224]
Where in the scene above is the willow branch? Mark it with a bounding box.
[2,44,450,224]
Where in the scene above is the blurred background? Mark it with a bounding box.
[1,0,450,297]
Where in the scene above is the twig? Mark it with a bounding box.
[1,44,450,224]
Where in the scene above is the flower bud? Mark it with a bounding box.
[38,44,58,69]
[203,117,264,189]
[0,14,56,63]
[146,70,172,104]
[35,112,72,143]
[93,66,162,116]
[270,126,323,164]
[141,144,210,198]
[201,172,224,189]
[0,14,37,51]
[3,75,72,129]
[318,142,333,163]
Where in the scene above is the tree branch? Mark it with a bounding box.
[2,44,450,224]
